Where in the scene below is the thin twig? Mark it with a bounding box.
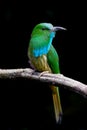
[0,68,87,98]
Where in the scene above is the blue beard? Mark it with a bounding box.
[33,32,55,57]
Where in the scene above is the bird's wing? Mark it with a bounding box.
[47,45,60,74]
[47,45,62,123]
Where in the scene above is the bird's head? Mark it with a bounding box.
[31,23,66,39]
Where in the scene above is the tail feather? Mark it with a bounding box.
[51,86,62,123]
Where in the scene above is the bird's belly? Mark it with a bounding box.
[29,55,51,72]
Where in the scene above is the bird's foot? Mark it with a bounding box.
[39,71,49,78]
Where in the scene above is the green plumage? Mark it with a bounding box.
[28,23,66,123]
[47,45,60,73]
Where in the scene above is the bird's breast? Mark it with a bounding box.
[29,54,51,72]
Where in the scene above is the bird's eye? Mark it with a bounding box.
[42,28,46,30]
[42,28,49,31]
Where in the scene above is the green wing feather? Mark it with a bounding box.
[47,45,62,123]
[47,45,60,74]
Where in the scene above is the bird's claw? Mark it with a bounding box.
[39,71,49,78]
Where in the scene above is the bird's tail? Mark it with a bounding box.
[51,86,62,123]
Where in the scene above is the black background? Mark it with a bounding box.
[0,1,87,129]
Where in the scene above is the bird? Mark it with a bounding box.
[28,23,66,123]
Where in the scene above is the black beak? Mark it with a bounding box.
[52,26,67,31]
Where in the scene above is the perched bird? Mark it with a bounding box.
[28,23,66,123]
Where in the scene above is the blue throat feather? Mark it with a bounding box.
[33,32,55,57]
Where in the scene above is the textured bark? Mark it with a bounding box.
[0,68,87,98]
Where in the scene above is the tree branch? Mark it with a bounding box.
[0,68,87,98]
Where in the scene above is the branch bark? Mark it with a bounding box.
[0,68,87,98]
